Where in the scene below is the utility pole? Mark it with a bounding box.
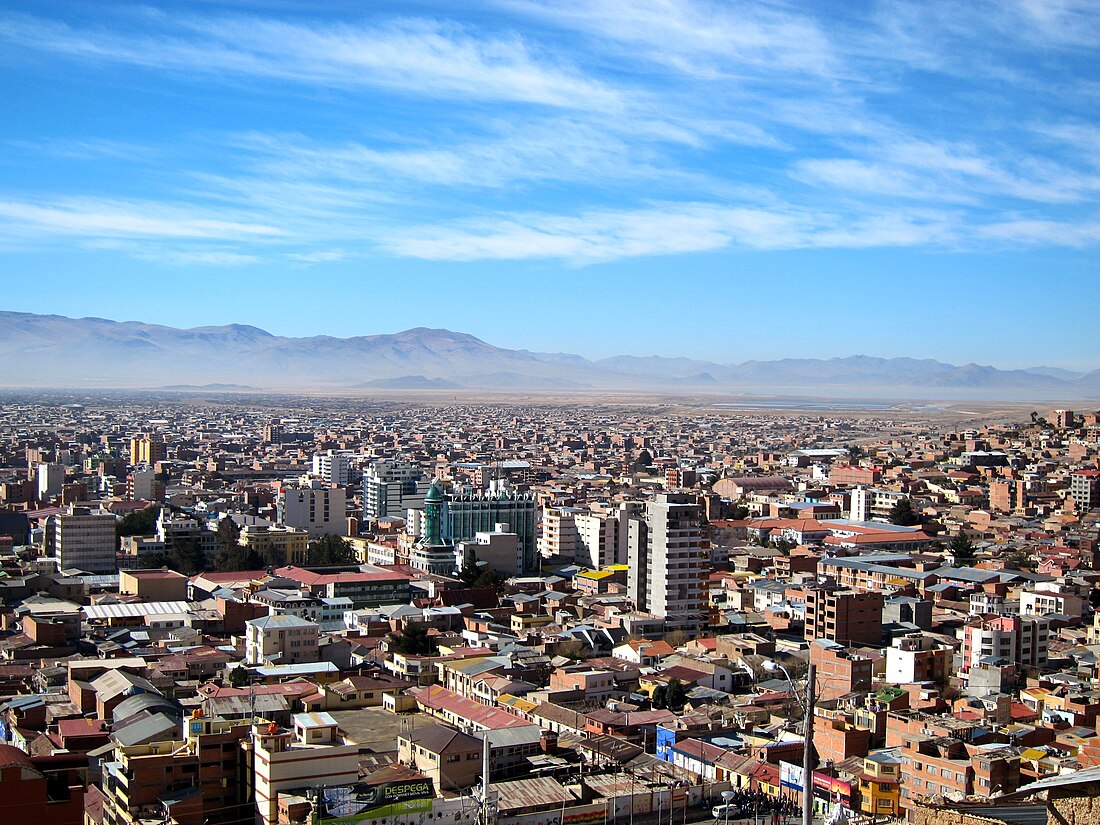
[802,663,816,825]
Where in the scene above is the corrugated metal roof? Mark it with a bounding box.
[83,600,192,619]
[1016,766,1100,793]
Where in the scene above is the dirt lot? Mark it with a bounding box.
[328,706,427,754]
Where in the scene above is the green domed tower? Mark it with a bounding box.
[424,479,444,546]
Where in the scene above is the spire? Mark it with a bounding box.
[424,479,444,545]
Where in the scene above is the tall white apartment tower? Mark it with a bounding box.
[627,492,705,633]
[312,450,352,486]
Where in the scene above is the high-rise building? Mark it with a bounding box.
[1070,469,1100,511]
[36,462,65,501]
[574,502,637,567]
[961,615,1049,672]
[125,465,161,502]
[849,485,906,522]
[538,506,579,561]
[803,586,884,646]
[627,492,705,633]
[362,460,429,521]
[129,433,166,466]
[312,450,353,486]
[989,478,1026,513]
[277,477,347,539]
[44,504,117,574]
[441,481,537,574]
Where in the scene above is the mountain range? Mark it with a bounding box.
[1,310,1097,401]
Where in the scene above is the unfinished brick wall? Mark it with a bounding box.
[1049,792,1100,825]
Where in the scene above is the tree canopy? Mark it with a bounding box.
[306,534,354,565]
[165,537,207,576]
[117,505,160,538]
[950,531,976,563]
[888,497,921,526]
[389,623,437,656]
[212,517,265,571]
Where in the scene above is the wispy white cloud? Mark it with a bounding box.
[500,0,839,80]
[0,12,620,109]
[287,249,350,263]
[978,217,1100,247]
[378,201,964,263]
[0,197,283,240]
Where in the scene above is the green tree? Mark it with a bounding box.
[651,685,668,709]
[727,504,749,520]
[307,534,354,565]
[471,568,506,592]
[389,623,437,656]
[458,555,482,587]
[666,678,687,711]
[117,505,161,538]
[950,531,976,564]
[214,544,266,572]
[216,517,242,554]
[888,498,920,527]
[227,666,249,688]
[165,537,207,576]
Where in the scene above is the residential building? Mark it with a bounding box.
[0,744,86,825]
[245,614,320,666]
[989,479,1027,513]
[126,465,160,502]
[804,587,884,646]
[362,460,429,521]
[277,477,347,538]
[36,462,65,501]
[156,509,218,561]
[810,639,874,701]
[100,713,250,825]
[574,502,636,567]
[397,724,481,792]
[1070,469,1100,511]
[960,615,1049,672]
[885,633,952,686]
[538,506,579,561]
[246,714,359,825]
[627,492,706,633]
[1020,581,1088,618]
[312,450,353,485]
[849,486,906,522]
[859,750,902,818]
[457,526,523,577]
[129,433,166,466]
[44,504,117,574]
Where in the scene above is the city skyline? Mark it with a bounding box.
[1,1,1098,368]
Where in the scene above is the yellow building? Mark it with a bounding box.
[129,433,166,465]
[859,750,902,817]
[240,524,309,565]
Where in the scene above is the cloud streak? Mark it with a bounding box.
[0,12,620,109]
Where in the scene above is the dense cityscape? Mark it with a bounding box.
[0,391,1097,825]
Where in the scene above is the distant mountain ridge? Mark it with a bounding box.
[0,310,1096,401]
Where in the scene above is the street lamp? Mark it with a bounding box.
[761,660,816,825]
[721,790,737,825]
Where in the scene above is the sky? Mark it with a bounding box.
[1,0,1098,370]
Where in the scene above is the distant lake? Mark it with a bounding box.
[713,400,899,411]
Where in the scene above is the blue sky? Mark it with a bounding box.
[1,1,1098,369]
